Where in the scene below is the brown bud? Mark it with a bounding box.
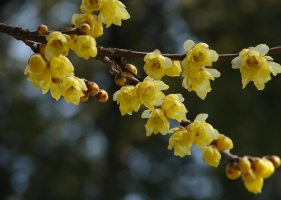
[226,163,241,180]
[80,91,89,102]
[39,44,46,58]
[125,64,138,78]
[264,155,281,168]
[87,82,99,96]
[95,89,108,103]
[114,75,126,86]
[37,25,49,35]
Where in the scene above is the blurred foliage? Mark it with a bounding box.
[0,0,281,199]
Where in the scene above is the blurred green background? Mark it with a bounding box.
[0,0,281,199]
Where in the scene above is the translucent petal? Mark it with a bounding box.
[141,110,151,118]
[195,113,208,122]
[268,62,281,75]
[183,40,195,52]
[205,68,221,78]
[254,44,269,56]
[231,57,242,69]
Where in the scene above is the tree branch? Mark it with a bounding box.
[1,22,281,61]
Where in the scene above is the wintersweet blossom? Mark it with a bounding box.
[71,13,103,38]
[80,0,103,13]
[168,126,192,157]
[142,109,169,136]
[186,113,220,150]
[165,61,182,77]
[99,0,130,27]
[60,77,87,105]
[71,35,97,60]
[143,49,172,80]
[113,85,141,116]
[202,145,221,167]
[161,94,187,122]
[45,32,70,61]
[136,77,169,110]
[182,40,220,99]
[231,44,281,90]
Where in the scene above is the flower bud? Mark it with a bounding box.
[202,145,221,167]
[212,134,233,151]
[265,155,281,168]
[87,82,99,96]
[126,64,138,78]
[37,24,49,35]
[226,163,241,180]
[95,89,108,103]
[80,91,89,102]
[237,156,251,173]
[79,23,91,35]
[260,158,275,178]
[114,75,126,86]
[251,157,267,177]
[242,169,256,182]
[39,44,46,58]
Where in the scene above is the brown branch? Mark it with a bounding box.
[1,22,281,61]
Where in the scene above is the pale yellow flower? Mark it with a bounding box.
[136,77,169,110]
[71,35,97,60]
[187,113,220,150]
[80,0,103,13]
[232,44,281,90]
[183,40,218,68]
[143,49,172,80]
[113,85,141,116]
[182,40,220,99]
[142,109,169,136]
[45,32,70,61]
[202,145,221,167]
[60,77,87,105]
[165,61,182,77]
[168,126,192,157]
[99,0,130,27]
[161,94,187,122]
[48,55,75,79]
[71,13,103,37]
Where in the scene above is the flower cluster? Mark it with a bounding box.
[24,30,99,105]
[226,155,280,194]
[232,44,281,90]
[168,114,221,159]
[182,40,220,99]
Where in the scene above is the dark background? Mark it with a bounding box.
[0,0,281,199]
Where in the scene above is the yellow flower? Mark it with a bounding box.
[71,13,103,38]
[45,32,70,61]
[113,85,141,116]
[183,40,219,68]
[232,44,281,90]
[187,113,220,150]
[80,0,103,13]
[99,0,130,27]
[165,61,182,77]
[26,54,46,75]
[168,126,192,157]
[60,77,87,105]
[142,109,169,136]
[49,78,62,100]
[136,77,169,110]
[48,55,75,79]
[244,176,264,194]
[143,49,172,80]
[202,145,221,167]
[71,35,97,60]
[161,94,187,122]
[182,40,220,99]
